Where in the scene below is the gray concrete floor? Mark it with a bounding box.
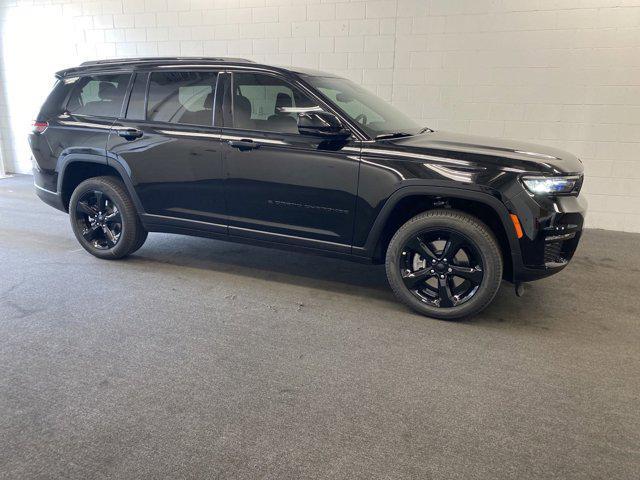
[1,174,639,479]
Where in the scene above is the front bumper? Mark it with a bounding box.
[510,191,587,282]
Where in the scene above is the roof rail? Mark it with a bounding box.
[79,57,254,67]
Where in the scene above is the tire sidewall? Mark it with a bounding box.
[69,177,138,259]
[386,212,503,320]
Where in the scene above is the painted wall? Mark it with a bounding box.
[1,0,639,231]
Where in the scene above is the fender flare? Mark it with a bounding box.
[358,185,523,276]
[56,153,145,214]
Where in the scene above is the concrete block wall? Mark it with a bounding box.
[1,0,639,232]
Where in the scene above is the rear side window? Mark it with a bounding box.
[66,74,131,118]
[146,71,217,126]
[126,73,148,120]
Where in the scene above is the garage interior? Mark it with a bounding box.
[1,1,639,479]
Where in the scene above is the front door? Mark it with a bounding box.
[107,70,226,231]
[219,71,361,252]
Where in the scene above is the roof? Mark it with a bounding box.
[79,56,254,67]
[55,56,334,78]
[56,57,252,77]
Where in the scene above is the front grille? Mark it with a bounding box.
[542,219,582,267]
[544,241,565,265]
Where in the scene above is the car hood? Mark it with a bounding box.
[387,131,584,175]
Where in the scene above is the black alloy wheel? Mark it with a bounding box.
[74,190,122,249]
[69,176,148,259]
[399,230,484,308]
[386,209,503,320]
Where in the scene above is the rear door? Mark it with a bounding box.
[107,69,226,231]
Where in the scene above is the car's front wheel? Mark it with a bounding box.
[385,209,503,320]
[69,176,147,259]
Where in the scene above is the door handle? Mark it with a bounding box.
[117,128,143,140]
[228,139,260,151]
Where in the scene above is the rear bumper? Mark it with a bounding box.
[33,166,66,212]
[34,182,66,212]
[511,191,587,283]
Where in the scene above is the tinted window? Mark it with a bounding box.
[305,76,421,137]
[66,74,131,118]
[147,71,217,126]
[216,73,232,127]
[39,78,77,116]
[126,73,148,120]
[319,86,384,125]
[233,73,318,134]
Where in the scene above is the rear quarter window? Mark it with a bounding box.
[38,78,76,118]
[66,73,131,118]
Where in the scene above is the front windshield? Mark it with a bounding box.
[304,75,421,138]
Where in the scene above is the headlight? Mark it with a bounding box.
[521,175,580,195]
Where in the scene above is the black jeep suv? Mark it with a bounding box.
[29,57,586,320]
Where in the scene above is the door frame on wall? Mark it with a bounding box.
[0,141,5,176]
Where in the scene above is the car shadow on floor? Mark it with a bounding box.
[129,233,392,296]
[121,233,553,327]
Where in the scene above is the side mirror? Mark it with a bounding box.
[297,111,351,139]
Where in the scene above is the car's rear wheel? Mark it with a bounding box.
[386,209,503,320]
[69,176,147,259]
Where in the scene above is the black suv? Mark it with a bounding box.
[29,57,586,320]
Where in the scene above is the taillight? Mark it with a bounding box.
[32,121,49,134]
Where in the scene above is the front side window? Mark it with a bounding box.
[66,73,131,118]
[304,75,421,138]
[147,71,217,126]
[232,73,318,134]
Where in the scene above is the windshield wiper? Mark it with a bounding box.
[419,126,434,134]
[375,132,413,140]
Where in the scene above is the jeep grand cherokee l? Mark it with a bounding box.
[29,57,587,320]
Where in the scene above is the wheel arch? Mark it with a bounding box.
[57,155,144,213]
[360,186,522,281]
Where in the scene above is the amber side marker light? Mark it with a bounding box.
[510,214,524,239]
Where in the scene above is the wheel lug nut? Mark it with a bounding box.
[448,268,452,273]
[440,275,445,279]
[430,270,434,273]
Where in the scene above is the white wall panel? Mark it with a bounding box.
[0,0,639,231]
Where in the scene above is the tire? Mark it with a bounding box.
[385,209,503,320]
[69,176,147,260]
[130,227,149,255]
